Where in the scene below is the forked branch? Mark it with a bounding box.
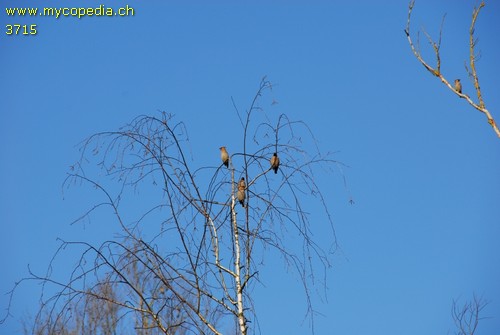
[452,295,489,335]
[405,0,499,138]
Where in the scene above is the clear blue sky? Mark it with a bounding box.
[1,1,499,334]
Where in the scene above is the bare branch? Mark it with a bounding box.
[452,294,489,335]
[405,1,499,138]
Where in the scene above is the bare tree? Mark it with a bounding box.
[451,295,489,335]
[23,247,196,335]
[5,78,342,335]
[404,0,499,138]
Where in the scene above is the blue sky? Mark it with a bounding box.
[1,1,500,334]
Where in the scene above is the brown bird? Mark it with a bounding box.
[237,177,246,207]
[219,146,229,168]
[454,79,462,94]
[270,152,280,174]
[238,177,246,190]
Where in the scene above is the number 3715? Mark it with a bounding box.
[6,24,37,35]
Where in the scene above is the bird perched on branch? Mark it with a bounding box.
[270,152,280,174]
[237,177,246,207]
[238,177,246,190]
[454,79,462,94]
[219,146,229,168]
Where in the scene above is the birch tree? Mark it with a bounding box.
[7,78,341,335]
